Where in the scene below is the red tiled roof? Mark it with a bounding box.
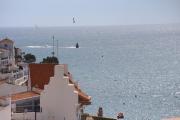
[29,64,91,105]
[11,91,39,102]
[29,64,56,89]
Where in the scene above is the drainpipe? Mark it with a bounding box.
[34,104,37,120]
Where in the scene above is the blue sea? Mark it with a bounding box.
[1,24,180,120]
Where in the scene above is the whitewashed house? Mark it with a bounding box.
[40,64,79,120]
[0,38,16,81]
[0,38,28,85]
[0,97,11,120]
[0,82,27,97]
[11,64,91,120]
[0,38,15,68]
[0,48,10,80]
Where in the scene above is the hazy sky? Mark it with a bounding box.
[0,0,180,27]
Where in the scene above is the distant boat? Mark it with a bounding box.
[73,17,76,24]
[76,43,79,48]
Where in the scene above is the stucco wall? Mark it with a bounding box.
[40,65,79,120]
[0,83,27,96]
[0,40,14,58]
[0,101,11,120]
[12,112,41,120]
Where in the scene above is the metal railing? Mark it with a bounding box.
[14,105,40,113]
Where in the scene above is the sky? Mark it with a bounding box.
[0,0,180,27]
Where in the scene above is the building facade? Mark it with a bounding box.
[0,38,14,59]
[29,64,91,120]
[0,49,10,75]
[0,97,11,120]
[40,65,79,120]
[0,38,15,80]
[0,38,28,85]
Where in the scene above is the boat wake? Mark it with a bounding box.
[26,45,80,49]
[60,46,77,49]
[151,94,163,98]
[26,45,52,48]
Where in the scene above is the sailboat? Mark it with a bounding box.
[76,43,79,48]
[73,17,76,24]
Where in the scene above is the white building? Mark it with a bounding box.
[29,64,91,120]
[0,63,91,120]
[40,64,79,120]
[0,38,14,59]
[0,38,28,85]
[11,64,91,120]
[0,48,10,80]
[0,97,11,120]
[0,38,16,80]
[0,82,27,97]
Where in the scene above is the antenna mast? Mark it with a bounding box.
[56,40,59,59]
[52,36,55,57]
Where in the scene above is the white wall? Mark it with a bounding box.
[40,65,79,120]
[0,83,27,96]
[0,73,10,80]
[0,50,9,58]
[0,99,11,120]
[12,112,41,120]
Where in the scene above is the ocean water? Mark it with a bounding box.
[1,24,180,120]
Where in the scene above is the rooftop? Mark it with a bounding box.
[29,63,91,105]
[11,91,39,102]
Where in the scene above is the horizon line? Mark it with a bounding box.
[0,23,180,28]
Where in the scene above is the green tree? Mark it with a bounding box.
[23,53,36,63]
[40,56,59,64]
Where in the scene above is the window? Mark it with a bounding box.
[15,98,40,113]
[4,44,8,48]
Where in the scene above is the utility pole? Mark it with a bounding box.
[56,40,59,59]
[34,105,37,120]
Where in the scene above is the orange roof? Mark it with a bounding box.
[11,91,40,102]
[29,64,56,89]
[78,90,91,104]
[29,63,91,105]
[11,91,39,102]
[67,74,91,104]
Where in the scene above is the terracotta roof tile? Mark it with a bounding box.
[29,64,56,89]
[29,63,91,104]
[11,91,39,102]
